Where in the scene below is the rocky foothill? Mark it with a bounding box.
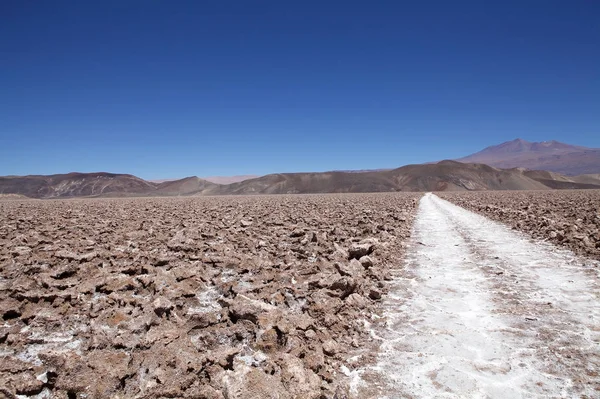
[439,190,600,260]
[0,193,419,398]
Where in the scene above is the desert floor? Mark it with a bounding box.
[1,191,599,398]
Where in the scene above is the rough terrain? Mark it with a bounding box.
[348,194,600,398]
[0,193,419,398]
[439,190,600,260]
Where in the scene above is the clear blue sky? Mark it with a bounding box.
[1,1,599,179]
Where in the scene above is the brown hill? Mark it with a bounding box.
[0,193,31,201]
[0,172,157,199]
[202,175,259,184]
[2,162,599,199]
[571,174,600,185]
[391,161,551,191]
[456,138,600,175]
[215,171,400,195]
[522,170,600,190]
[154,176,219,196]
[215,161,555,194]
[0,173,220,199]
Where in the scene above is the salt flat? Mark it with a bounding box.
[352,193,600,398]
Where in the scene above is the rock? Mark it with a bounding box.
[368,288,382,300]
[51,263,78,279]
[1,298,23,320]
[185,311,221,329]
[256,328,280,353]
[153,297,174,317]
[278,353,322,398]
[240,219,252,227]
[322,339,340,356]
[53,250,96,262]
[79,251,98,262]
[7,374,44,396]
[290,229,305,238]
[335,259,364,277]
[222,360,290,399]
[287,313,316,331]
[229,295,277,324]
[54,250,79,260]
[359,255,374,268]
[329,277,357,298]
[303,348,325,373]
[153,256,170,266]
[205,347,239,371]
[348,243,374,260]
[167,230,195,251]
[345,293,367,309]
[11,246,32,257]
[98,275,138,293]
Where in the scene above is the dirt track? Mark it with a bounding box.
[350,194,600,398]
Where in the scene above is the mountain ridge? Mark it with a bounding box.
[3,139,600,198]
[2,161,600,199]
[456,138,600,175]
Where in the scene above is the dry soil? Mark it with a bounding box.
[0,193,419,398]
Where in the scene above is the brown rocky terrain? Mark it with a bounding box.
[456,138,600,175]
[439,190,600,260]
[0,193,420,398]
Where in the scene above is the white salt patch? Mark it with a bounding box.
[237,350,268,367]
[187,286,222,314]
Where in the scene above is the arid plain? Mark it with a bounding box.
[1,190,599,398]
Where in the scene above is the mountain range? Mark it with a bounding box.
[2,139,599,199]
[1,162,599,199]
[456,138,600,175]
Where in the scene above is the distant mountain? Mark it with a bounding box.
[0,172,156,198]
[202,175,259,184]
[214,161,554,194]
[571,173,600,185]
[2,162,599,199]
[0,193,30,200]
[456,138,600,175]
[154,176,219,196]
[522,170,600,189]
[0,173,221,199]
[150,175,259,184]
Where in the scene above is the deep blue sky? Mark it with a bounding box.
[1,1,599,179]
